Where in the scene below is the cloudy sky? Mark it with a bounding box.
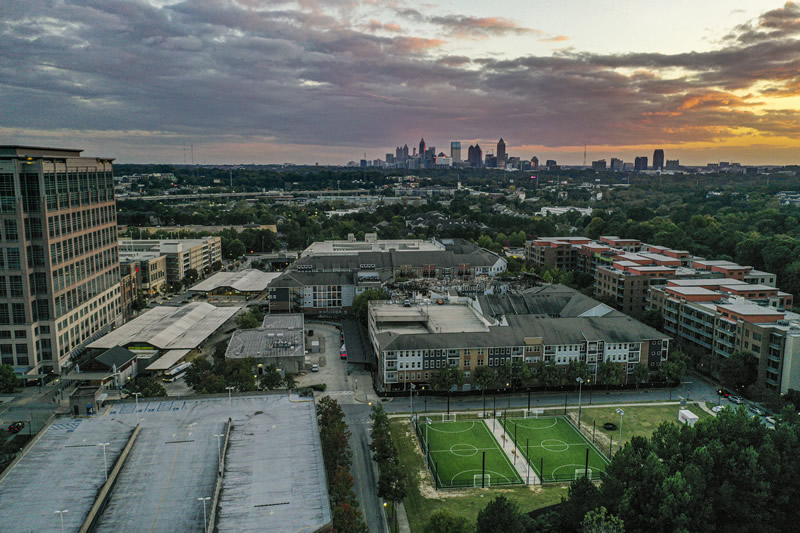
[2,0,800,165]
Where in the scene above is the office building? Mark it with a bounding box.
[666,159,680,170]
[226,314,306,374]
[592,159,607,171]
[653,149,665,170]
[468,144,483,167]
[118,237,221,283]
[419,138,426,160]
[0,146,121,377]
[369,285,670,391]
[450,141,462,162]
[531,156,539,170]
[634,156,648,171]
[497,138,506,167]
[610,158,624,172]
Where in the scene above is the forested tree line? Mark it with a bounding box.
[425,405,800,533]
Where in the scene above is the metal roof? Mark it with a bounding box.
[88,303,238,350]
[189,269,280,293]
[145,349,192,372]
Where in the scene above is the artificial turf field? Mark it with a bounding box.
[418,419,523,488]
[501,416,610,482]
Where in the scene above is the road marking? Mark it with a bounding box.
[151,426,185,531]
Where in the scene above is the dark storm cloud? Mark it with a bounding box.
[1,0,800,159]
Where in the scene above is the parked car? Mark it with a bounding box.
[7,421,24,433]
[729,395,744,404]
[311,364,319,372]
[711,405,726,413]
[748,405,765,416]
[765,416,777,425]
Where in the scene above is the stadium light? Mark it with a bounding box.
[54,510,68,533]
[615,408,625,451]
[198,497,211,532]
[97,442,111,480]
[576,377,585,428]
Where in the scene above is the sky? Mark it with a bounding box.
[2,0,800,166]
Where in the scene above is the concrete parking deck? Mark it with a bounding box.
[0,395,331,533]
[0,418,132,533]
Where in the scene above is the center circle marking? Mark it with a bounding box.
[450,443,479,457]
[540,439,569,452]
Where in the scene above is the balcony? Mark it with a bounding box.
[770,342,782,350]
[768,353,781,363]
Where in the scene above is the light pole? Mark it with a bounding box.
[226,386,235,407]
[54,510,68,533]
[214,433,225,469]
[576,377,584,428]
[410,383,415,419]
[132,392,142,413]
[97,442,110,480]
[615,408,624,451]
[506,382,511,409]
[198,496,211,532]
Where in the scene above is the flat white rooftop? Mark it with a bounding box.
[371,301,492,336]
[302,238,444,256]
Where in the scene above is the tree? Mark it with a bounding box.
[596,362,624,387]
[431,366,464,416]
[123,376,166,398]
[538,362,563,390]
[630,363,650,389]
[261,364,284,390]
[556,477,602,531]
[473,366,497,392]
[224,238,246,259]
[236,309,261,329]
[719,351,758,392]
[183,268,199,284]
[566,360,591,384]
[476,495,529,533]
[424,510,471,533]
[581,507,625,533]
[660,350,690,384]
[0,364,19,393]
[351,288,389,325]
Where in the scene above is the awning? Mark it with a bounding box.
[145,349,192,372]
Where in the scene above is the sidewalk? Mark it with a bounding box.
[485,415,538,485]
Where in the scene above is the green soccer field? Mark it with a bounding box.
[501,416,610,482]
[418,419,522,488]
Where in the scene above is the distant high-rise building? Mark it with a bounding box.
[474,144,482,168]
[386,153,394,164]
[451,141,461,162]
[0,145,120,377]
[653,149,665,170]
[531,156,539,170]
[419,138,426,159]
[610,158,623,172]
[545,159,557,169]
[395,146,402,161]
[467,144,483,167]
[497,138,507,166]
[634,156,648,171]
[592,159,607,171]
[485,154,497,168]
[666,160,680,170]
[402,144,409,160]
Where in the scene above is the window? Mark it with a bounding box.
[3,220,18,241]
[6,248,20,269]
[14,330,25,338]
[12,303,25,324]
[9,276,22,297]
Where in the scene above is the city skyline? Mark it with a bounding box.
[2,1,800,165]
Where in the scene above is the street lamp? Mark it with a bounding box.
[132,392,142,413]
[54,510,68,533]
[615,408,625,451]
[97,442,110,480]
[576,377,584,427]
[506,382,511,409]
[198,497,211,532]
[213,433,225,469]
[226,386,235,406]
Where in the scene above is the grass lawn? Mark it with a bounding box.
[568,403,712,452]
[392,418,568,533]
[501,416,609,482]
[421,420,522,488]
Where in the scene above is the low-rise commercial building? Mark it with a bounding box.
[369,285,669,391]
[189,268,279,303]
[226,314,306,374]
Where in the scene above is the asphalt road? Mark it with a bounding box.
[343,402,389,533]
[381,371,723,415]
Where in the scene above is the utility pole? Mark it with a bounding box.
[583,144,587,167]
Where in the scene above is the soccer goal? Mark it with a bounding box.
[474,474,491,488]
[441,413,456,422]
[575,468,593,480]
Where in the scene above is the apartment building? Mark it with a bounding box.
[649,279,796,392]
[0,146,121,377]
[268,235,506,314]
[527,236,779,316]
[118,237,221,283]
[368,285,669,391]
[120,254,167,295]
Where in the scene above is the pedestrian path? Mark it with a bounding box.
[485,416,539,485]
